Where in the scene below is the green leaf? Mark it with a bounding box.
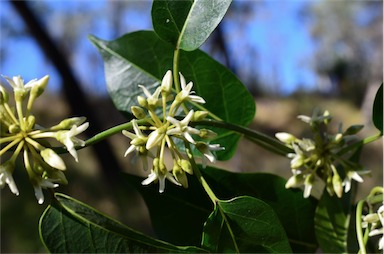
[201,167,318,253]
[39,193,206,253]
[89,31,255,160]
[122,166,318,252]
[152,0,232,51]
[372,83,383,133]
[202,196,292,253]
[314,191,351,253]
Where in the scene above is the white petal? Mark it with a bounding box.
[189,95,206,104]
[33,185,44,204]
[146,130,163,150]
[141,172,157,186]
[5,173,19,195]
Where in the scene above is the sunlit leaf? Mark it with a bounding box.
[152,0,232,51]
[39,193,206,253]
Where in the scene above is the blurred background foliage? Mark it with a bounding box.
[0,1,382,253]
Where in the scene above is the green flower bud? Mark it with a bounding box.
[173,165,188,188]
[193,111,209,121]
[8,124,20,134]
[131,137,147,146]
[30,75,49,98]
[51,117,87,130]
[131,106,146,119]
[332,171,343,198]
[26,115,35,130]
[178,159,193,175]
[199,129,217,140]
[137,95,148,108]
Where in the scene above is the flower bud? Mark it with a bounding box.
[332,171,343,198]
[51,117,87,130]
[30,75,49,98]
[40,148,66,171]
[178,159,193,175]
[275,132,296,143]
[193,111,209,121]
[8,124,20,134]
[131,106,146,119]
[137,96,148,108]
[161,70,173,94]
[173,165,188,188]
[199,129,217,140]
[26,115,36,130]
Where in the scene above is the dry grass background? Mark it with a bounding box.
[1,93,382,253]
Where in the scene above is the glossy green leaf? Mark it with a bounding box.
[314,191,351,253]
[122,166,318,252]
[39,193,206,253]
[89,31,255,160]
[152,0,232,51]
[372,83,383,133]
[202,196,292,253]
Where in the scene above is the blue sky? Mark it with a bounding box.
[0,0,318,95]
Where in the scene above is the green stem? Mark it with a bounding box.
[356,199,367,254]
[195,119,293,156]
[337,132,382,156]
[184,141,218,204]
[173,49,181,94]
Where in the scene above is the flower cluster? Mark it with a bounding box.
[276,109,368,198]
[123,70,224,192]
[363,204,384,250]
[0,75,88,204]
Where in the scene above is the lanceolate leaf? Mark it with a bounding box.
[152,0,232,51]
[39,193,206,253]
[202,196,292,253]
[89,31,255,160]
[372,83,383,133]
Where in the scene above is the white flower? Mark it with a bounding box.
[176,73,205,104]
[139,85,161,107]
[2,75,37,93]
[195,142,225,168]
[342,170,366,193]
[0,161,19,196]
[40,148,66,170]
[141,170,181,193]
[123,120,147,156]
[166,110,200,144]
[366,205,384,250]
[56,122,89,162]
[146,128,166,150]
[33,178,60,204]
